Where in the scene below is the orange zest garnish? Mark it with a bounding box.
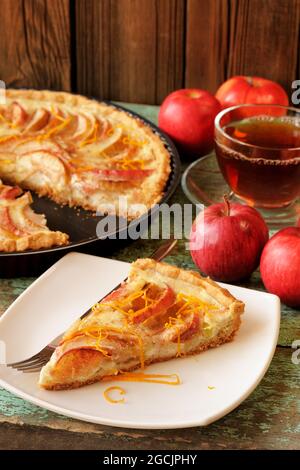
[105,122,146,146]
[107,285,166,322]
[0,113,16,129]
[116,157,145,170]
[176,292,217,310]
[0,134,17,143]
[108,287,152,318]
[84,328,110,357]
[65,324,124,341]
[163,294,217,357]
[103,372,181,386]
[164,315,185,357]
[64,324,145,370]
[121,136,146,148]
[79,122,99,147]
[38,116,72,140]
[106,128,113,137]
[50,106,68,122]
[103,386,126,404]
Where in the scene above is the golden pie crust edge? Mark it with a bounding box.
[131,258,245,311]
[0,228,69,252]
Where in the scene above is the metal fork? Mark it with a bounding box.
[6,239,178,373]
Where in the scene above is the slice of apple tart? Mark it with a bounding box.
[0,179,68,252]
[39,259,244,390]
[0,89,171,220]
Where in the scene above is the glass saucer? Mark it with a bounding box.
[181,152,300,231]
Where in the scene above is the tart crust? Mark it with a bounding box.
[0,230,68,252]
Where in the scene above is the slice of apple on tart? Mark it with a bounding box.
[0,179,68,252]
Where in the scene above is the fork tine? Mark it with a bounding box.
[8,357,44,368]
[13,359,48,371]
[6,350,46,367]
[22,365,46,373]
[6,346,54,368]
[10,354,48,368]
[15,361,46,372]
[15,363,47,372]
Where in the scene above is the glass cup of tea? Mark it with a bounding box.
[214,104,300,208]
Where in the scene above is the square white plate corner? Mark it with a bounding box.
[0,252,280,429]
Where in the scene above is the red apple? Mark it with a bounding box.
[216,76,289,108]
[158,89,221,157]
[215,76,289,118]
[190,197,269,282]
[260,227,300,307]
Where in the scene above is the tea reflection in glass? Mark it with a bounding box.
[214,105,300,208]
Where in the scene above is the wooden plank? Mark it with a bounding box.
[227,0,300,92]
[75,0,185,104]
[0,0,71,90]
[185,0,230,92]
[0,347,298,449]
[186,0,300,94]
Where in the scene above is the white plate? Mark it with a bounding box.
[0,252,280,429]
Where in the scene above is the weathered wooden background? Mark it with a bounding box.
[0,0,299,104]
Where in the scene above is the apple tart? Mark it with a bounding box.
[0,89,171,227]
[39,258,244,390]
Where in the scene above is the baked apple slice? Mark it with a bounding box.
[0,184,22,199]
[24,109,50,132]
[16,150,67,189]
[0,205,25,236]
[77,122,123,154]
[11,102,28,126]
[73,112,96,141]
[0,179,69,251]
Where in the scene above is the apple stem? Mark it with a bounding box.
[223,195,231,216]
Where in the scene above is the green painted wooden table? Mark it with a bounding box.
[0,103,299,450]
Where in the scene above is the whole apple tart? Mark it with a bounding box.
[0,89,171,252]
